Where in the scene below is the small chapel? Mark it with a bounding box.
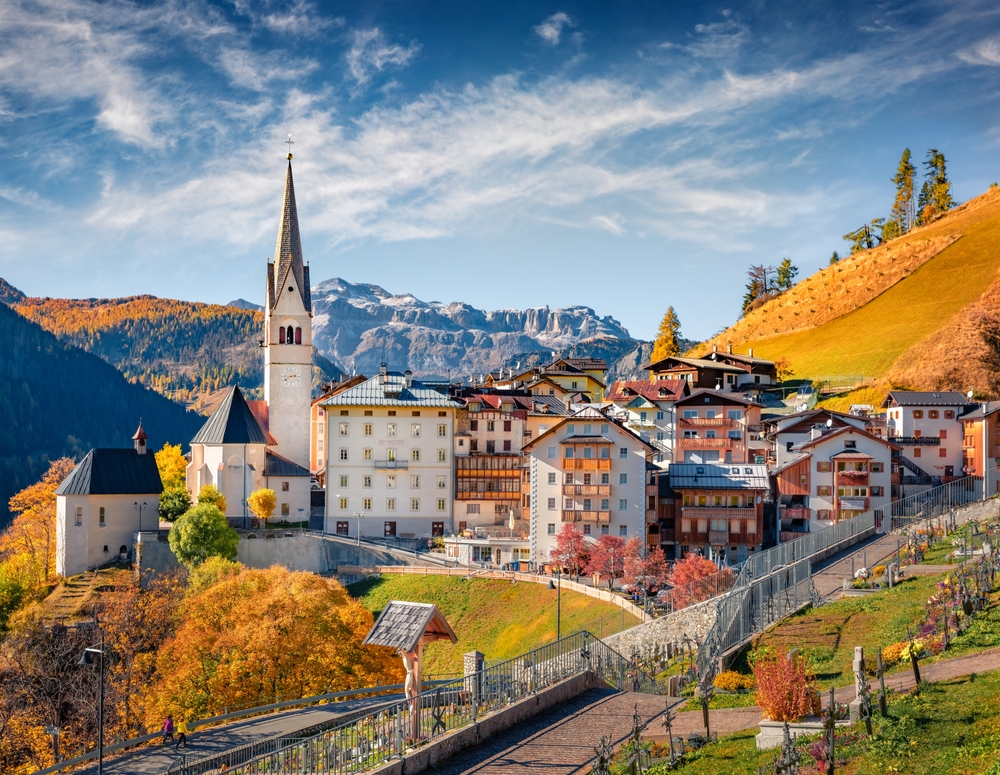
[185,149,315,523]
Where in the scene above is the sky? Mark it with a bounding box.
[3,1,1000,341]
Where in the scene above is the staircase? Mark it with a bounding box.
[897,454,937,484]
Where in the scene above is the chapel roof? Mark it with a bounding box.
[192,386,270,445]
[56,449,163,496]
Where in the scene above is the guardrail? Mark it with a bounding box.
[176,631,666,775]
[877,469,999,530]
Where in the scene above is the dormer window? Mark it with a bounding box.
[845,441,857,449]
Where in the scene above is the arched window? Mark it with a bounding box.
[279,326,286,344]
[286,325,294,343]
[295,327,302,344]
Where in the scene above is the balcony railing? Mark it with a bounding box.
[455,491,519,501]
[374,460,408,470]
[677,437,737,448]
[561,510,611,523]
[890,436,942,446]
[646,484,657,496]
[562,459,613,471]
[681,507,757,520]
[645,509,657,524]
[679,417,735,428]
[561,484,611,496]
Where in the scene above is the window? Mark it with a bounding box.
[503,440,512,452]
[683,431,698,439]
[706,410,717,419]
[75,506,82,526]
[548,473,556,484]
[601,473,610,484]
[566,424,575,435]
[817,462,832,472]
[939,448,948,458]
[411,423,421,437]
[656,411,665,420]
[619,473,628,484]
[564,473,574,484]
[438,425,448,437]
[547,446,557,459]
[817,486,831,496]
[600,447,610,459]
[339,498,348,510]
[746,520,757,534]
[619,498,628,511]
[339,422,349,436]
[601,498,610,511]
[363,498,372,510]
[571,381,578,389]
[363,476,372,488]
[583,498,592,511]
[410,498,420,511]
[467,504,480,514]
[437,476,447,489]
[99,506,105,526]
[945,410,955,419]
[871,486,883,496]
[727,410,742,420]
[929,410,939,419]
[871,462,883,473]
[386,498,396,511]
[913,410,924,419]
[487,421,495,432]
[386,475,396,488]
[365,410,373,416]
[281,503,290,516]
[336,521,349,536]
[410,475,420,489]
[683,410,698,419]
[434,449,445,463]
[731,495,740,507]
[339,448,348,461]
[656,432,665,441]
[583,447,594,459]
[470,420,479,431]
[387,423,396,437]
[364,448,373,461]
[436,499,446,512]
[914,448,922,458]
[564,447,575,459]
[547,498,556,510]
[363,423,372,436]
[504,420,512,432]
[282,481,290,491]
[844,440,857,449]
[388,411,396,416]
[547,523,556,535]
[706,430,717,439]
[640,411,647,422]
[407,449,418,463]
[339,475,348,488]
[583,525,592,535]
[619,448,628,459]
[387,449,396,462]
[728,430,742,439]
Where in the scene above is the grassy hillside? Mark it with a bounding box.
[697,186,1000,394]
[349,575,640,675]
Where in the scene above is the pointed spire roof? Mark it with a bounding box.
[270,154,311,313]
[191,386,269,445]
[132,422,148,442]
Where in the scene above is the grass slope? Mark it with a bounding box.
[349,575,639,675]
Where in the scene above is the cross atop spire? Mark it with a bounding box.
[269,150,311,313]
[285,132,294,160]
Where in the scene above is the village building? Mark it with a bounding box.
[763,409,868,468]
[771,425,898,534]
[668,462,768,563]
[522,405,656,566]
[882,391,968,485]
[320,365,460,539]
[673,390,765,465]
[506,357,608,403]
[605,379,688,466]
[960,402,1000,485]
[56,425,163,577]
[645,347,776,393]
[310,375,367,479]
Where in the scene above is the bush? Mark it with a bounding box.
[752,647,817,722]
[872,565,886,578]
[882,642,907,666]
[714,670,755,692]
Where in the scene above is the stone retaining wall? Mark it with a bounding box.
[603,597,718,655]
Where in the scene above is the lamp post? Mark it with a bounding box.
[78,637,105,775]
[354,511,366,545]
[133,501,148,533]
[548,568,562,641]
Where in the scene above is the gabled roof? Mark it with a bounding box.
[711,351,775,367]
[960,401,1000,420]
[363,601,457,652]
[264,450,311,477]
[311,375,368,406]
[529,395,568,415]
[669,463,769,490]
[797,425,900,452]
[320,372,461,408]
[675,388,754,407]
[246,400,279,445]
[522,409,657,453]
[192,386,270,445]
[552,357,607,371]
[607,379,687,404]
[56,449,162,496]
[882,391,969,408]
[644,355,745,373]
[771,453,812,476]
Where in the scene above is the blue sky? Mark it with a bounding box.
[2,1,1000,341]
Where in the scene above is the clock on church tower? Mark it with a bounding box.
[263,151,313,471]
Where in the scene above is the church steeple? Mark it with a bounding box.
[269,152,311,313]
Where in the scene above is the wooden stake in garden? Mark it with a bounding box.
[824,686,836,775]
[906,629,921,688]
[662,700,677,763]
[876,651,888,718]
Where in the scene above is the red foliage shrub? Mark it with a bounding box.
[752,647,817,722]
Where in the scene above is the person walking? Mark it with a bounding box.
[162,715,175,744]
[175,718,189,748]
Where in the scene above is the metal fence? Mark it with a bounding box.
[877,469,999,531]
[166,632,666,775]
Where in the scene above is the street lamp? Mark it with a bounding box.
[547,568,562,641]
[354,511,366,545]
[78,637,105,775]
[133,501,148,533]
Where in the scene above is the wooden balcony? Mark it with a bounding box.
[680,417,735,429]
[646,484,657,496]
[562,459,613,471]
[456,491,519,501]
[890,436,941,446]
[677,437,737,449]
[836,472,869,486]
[562,484,611,496]
[645,509,657,525]
[562,510,611,523]
[681,507,756,520]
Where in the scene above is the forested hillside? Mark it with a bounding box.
[0,303,203,527]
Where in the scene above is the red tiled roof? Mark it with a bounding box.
[607,379,687,403]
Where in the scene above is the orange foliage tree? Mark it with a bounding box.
[667,553,732,609]
[1,458,76,589]
[623,537,646,586]
[147,566,403,722]
[752,647,818,722]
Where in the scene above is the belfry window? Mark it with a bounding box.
[279,327,286,344]
[295,327,302,344]
[286,325,294,343]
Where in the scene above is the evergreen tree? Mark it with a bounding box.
[917,149,954,224]
[651,307,682,362]
[741,265,777,316]
[776,258,799,291]
[829,251,840,266]
[843,220,883,254]
[890,148,916,235]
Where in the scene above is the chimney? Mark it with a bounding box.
[404,369,413,388]
[132,422,148,455]
[712,344,718,353]
[379,362,387,385]
[810,424,824,440]
[748,348,754,357]
[727,344,733,354]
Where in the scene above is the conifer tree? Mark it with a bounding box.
[890,148,916,235]
[917,149,954,224]
[741,264,777,316]
[651,307,682,362]
[776,258,799,291]
[829,251,840,266]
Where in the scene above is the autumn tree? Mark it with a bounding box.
[550,524,588,577]
[196,484,227,514]
[623,537,646,586]
[168,504,238,569]
[889,148,916,236]
[642,548,670,587]
[157,487,191,523]
[775,258,798,291]
[247,488,277,526]
[187,556,242,594]
[147,566,403,721]
[1,457,76,588]
[774,357,795,383]
[651,307,682,362]
[667,552,731,608]
[585,535,626,589]
[843,219,885,254]
[154,443,187,490]
[741,265,778,316]
[917,148,954,224]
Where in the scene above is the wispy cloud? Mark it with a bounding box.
[534,13,574,46]
[345,28,421,88]
[660,17,749,58]
[959,36,1000,65]
[261,0,342,37]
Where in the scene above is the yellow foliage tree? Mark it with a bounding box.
[146,567,404,721]
[196,484,227,515]
[154,443,187,490]
[247,489,276,526]
[1,458,77,588]
[651,307,682,363]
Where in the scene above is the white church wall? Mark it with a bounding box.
[57,493,159,578]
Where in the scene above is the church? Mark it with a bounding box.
[185,150,314,523]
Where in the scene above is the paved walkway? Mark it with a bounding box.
[76,695,402,775]
[812,534,903,599]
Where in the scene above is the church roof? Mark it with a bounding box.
[56,449,162,496]
[321,372,461,408]
[192,386,269,445]
[264,450,310,477]
[270,157,311,314]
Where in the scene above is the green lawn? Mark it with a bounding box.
[348,575,640,675]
